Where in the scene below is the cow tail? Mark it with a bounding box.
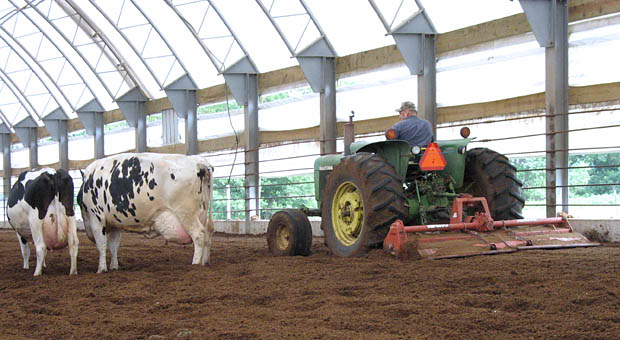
[200,164,215,234]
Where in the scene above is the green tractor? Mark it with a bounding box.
[267,126,595,258]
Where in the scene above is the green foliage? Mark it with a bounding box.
[260,175,316,220]
[512,152,620,202]
[212,175,316,220]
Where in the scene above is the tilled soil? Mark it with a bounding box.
[0,229,618,340]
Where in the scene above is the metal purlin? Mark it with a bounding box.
[368,0,438,134]
[0,15,83,113]
[20,0,116,100]
[63,0,144,98]
[90,0,185,91]
[3,1,107,107]
[256,0,338,155]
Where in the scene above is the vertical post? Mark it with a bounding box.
[94,112,105,159]
[28,128,38,169]
[2,134,11,209]
[136,108,147,153]
[520,0,569,217]
[77,99,106,160]
[548,1,569,215]
[58,120,68,169]
[14,116,39,170]
[245,73,259,225]
[320,57,337,155]
[165,74,199,155]
[185,92,198,155]
[162,109,179,145]
[223,57,259,232]
[417,34,437,136]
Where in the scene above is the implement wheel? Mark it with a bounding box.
[321,153,407,257]
[267,210,312,256]
[464,148,525,220]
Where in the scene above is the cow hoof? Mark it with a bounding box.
[96,268,108,274]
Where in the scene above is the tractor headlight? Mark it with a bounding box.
[411,145,421,155]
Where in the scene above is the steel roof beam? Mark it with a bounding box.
[63,0,143,97]
[0,22,76,112]
[20,0,116,100]
[89,0,163,92]
[6,0,104,108]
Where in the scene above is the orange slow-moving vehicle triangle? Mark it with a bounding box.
[419,142,447,171]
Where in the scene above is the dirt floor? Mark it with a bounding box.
[0,229,618,340]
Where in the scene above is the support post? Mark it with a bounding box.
[223,57,259,231]
[521,0,569,216]
[296,38,337,155]
[162,109,179,145]
[42,108,70,169]
[389,11,438,136]
[0,126,11,208]
[117,87,148,153]
[77,99,106,159]
[14,116,39,169]
[164,74,198,155]
[417,34,437,135]
[319,57,337,155]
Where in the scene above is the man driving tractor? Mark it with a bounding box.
[391,101,434,147]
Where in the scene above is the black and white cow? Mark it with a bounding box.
[7,168,78,276]
[77,153,215,273]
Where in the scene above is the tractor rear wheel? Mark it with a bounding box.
[464,148,525,220]
[321,153,407,257]
[267,210,312,256]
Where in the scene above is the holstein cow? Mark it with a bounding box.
[7,168,78,276]
[77,153,214,273]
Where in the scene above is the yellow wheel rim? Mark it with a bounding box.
[275,224,290,250]
[331,181,364,246]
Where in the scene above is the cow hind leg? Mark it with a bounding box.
[89,217,108,273]
[67,216,79,275]
[29,218,46,277]
[186,218,206,265]
[107,228,121,270]
[16,232,30,269]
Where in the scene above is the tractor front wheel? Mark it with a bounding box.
[321,153,407,257]
[267,210,312,256]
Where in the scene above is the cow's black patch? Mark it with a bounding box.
[150,163,154,174]
[96,177,102,189]
[134,218,140,223]
[104,179,109,190]
[102,227,106,235]
[20,236,27,244]
[114,215,121,223]
[170,173,175,180]
[100,166,104,170]
[96,214,102,222]
[108,157,148,218]
[148,178,157,190]
[7,179,24,208]
[149,196,155,201]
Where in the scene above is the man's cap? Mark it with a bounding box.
[396,101,416,112]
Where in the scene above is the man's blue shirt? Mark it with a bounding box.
[392,116,434,147]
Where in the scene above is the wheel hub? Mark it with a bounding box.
[332,181,363,246]
[275,224,290,250]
